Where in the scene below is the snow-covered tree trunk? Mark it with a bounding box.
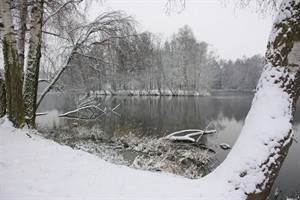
[0,0,25,127]
[36,47,76,109]
[23,0,44,128]
[246,1,300,197]
[200,0,299,199]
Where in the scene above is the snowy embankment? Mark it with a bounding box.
[1,118,218,199]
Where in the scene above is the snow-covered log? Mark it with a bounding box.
[164,129,216,142]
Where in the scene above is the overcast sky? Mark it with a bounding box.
[91,0,274,60]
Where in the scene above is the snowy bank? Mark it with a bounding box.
[1,118,219,199]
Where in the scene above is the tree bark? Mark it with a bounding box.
[247,0,300,198]
[0,73,6,117]
[18,0,28,71]
[201,0,300,199]
[0,0,25,127]
[23,0,44,128]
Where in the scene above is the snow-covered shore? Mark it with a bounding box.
[87,89,211,97]
[1,118,218,199]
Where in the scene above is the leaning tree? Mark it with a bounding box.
[0,0,135,128]
[167,0,299,198]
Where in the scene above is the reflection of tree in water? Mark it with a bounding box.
[37,93,71,113]
[38,92,300,137]
[94,93,254,137]
[43,92,253,138]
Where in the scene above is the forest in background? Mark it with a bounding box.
[39,25,265,95]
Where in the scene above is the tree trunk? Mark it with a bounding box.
[0,73,6,117]
[247,0,300,198]
[23,0,44,128]
[0,0,25,127]
[199,0,300,199]
[18,0,28,71]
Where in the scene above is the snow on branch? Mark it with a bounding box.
[43,0,83,25]
[164,129,216,142]
[111,103,121,116]
[58,103,121,119]
[37,11,135,111]
[58,105,104,117]
[36,112,48,116]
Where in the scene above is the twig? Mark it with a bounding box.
[58,105,105,117]
[36,112,48,116]
[110,103,121,116]
[196,122,212,143]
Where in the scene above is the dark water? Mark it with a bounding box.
[36,91,300,198]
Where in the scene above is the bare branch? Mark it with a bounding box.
[43,0,83,25]
[165,0,186,15]
[73,52,121,67]
[36,45,77,109]
[38,78,50,83]
[42,30,68,40]
[58,103,121,119]
[58,105,105,118]
[36,112,48,116]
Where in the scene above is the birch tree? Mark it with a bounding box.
[23,0,44,127]
[0,0,25,127]
[0,0,135,128]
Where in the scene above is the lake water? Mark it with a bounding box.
[36,91,300,198]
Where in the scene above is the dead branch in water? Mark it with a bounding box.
[58,103,121,119]
[164,129,216,143]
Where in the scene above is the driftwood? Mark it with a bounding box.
[164,129,216,143]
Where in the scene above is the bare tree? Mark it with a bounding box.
[0,0,136,128]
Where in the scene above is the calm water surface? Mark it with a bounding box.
[37,91,300,198]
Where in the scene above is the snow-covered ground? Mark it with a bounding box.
[0,118,221,199]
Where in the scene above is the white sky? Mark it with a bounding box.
[91,0,274,60]
[0,0,275,69]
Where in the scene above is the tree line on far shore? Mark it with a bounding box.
[54,25,265,95]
